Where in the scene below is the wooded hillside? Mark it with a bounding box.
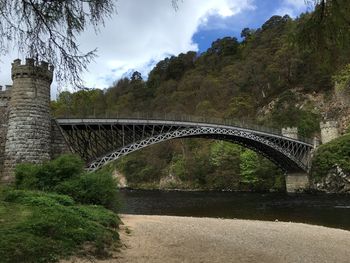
[52,13,350,191]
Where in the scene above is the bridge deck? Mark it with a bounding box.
[56,118,313,146]
[55,118,314,173]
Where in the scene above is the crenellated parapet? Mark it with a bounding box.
[11,58,53,82]
[0,85,12,106]
[281,127,298,140]
[0,85,13,92]
[320,121,339,144]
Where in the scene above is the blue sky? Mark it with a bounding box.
[0,0,311,93]
[193,0,310,52]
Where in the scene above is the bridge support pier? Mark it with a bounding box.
[285,173,309,193]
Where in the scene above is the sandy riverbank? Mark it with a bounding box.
[65,214,350,263]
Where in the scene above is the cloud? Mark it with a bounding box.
[274,0,309,17]
[285,0,309,9]
[0,0,255,93]
[76,0,256,89]
[0,0,256,92]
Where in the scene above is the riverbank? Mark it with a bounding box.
[65,215,350,263]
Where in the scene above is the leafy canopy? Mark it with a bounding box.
[0,0,115,87]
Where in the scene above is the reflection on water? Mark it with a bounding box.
[119,189,350,230]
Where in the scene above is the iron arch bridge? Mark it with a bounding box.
[56,117,314,173]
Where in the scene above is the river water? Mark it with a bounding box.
[119,189,350,231]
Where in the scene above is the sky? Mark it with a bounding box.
[0,0,312,96]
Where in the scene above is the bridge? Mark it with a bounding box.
[0,59,341,192]
[56,116,314,174]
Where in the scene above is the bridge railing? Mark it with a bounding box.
[57,112,314,145]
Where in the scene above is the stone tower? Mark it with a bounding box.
[2,59,53,182]
[0,85,12,178]
[320,121,339,144]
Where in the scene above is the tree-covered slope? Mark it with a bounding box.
[52,14,350,191]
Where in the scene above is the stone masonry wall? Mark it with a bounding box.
[320,121,339,144]
[281,127,298,140]
[0,87,11,177]
[2,59,53,182]
[286,173,309,193]
[51,120,71,159]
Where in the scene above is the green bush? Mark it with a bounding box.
[14,155,120,211]
[3,189,75,206]
[0,231,61,263]
[170,155,187,181]
[117,153,161,184]
[55,171,120,212]
[311,134,350,179]
[15,154,84,191]
[0,190,120,263]
[75,205,120,228]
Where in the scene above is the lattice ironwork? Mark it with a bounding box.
[56,119,314,173]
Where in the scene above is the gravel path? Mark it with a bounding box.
[66,215,350,263]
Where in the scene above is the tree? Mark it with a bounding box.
[0,0,178,87]
[208,141,241,189]
[131,71,143,82]
[300,1,350,50]
[240,150,259,183]
[207,37,239,57]
[0,0,115,86]
[241,28,255,41]
[225,95,255,120]
[195,100,218,118]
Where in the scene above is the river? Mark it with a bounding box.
[119,189,350,230]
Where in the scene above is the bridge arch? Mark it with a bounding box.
[56,119,314,174]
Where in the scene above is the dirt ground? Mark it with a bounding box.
[64,214,350,263]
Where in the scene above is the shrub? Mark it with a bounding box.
[117,153,161,184]
[15,154,84,191]
[311,134,350,180]
[14,155,120,211]
[75,205,120,228]
[0,231,61,263]
[0,190,120,263]
[3,190,75,207]
[55,171,120,212]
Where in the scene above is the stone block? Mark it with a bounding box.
[286,173,309,193]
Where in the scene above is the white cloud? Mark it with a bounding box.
[0,0,255,92]
[285,0,309,9]
[79,0,255,89]
[275,0,309,17]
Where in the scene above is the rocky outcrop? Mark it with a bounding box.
[159,172,181,189]
[113,170,128,188]
[258,88,350,135]
[312,165,350,193]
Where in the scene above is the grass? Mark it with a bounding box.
[0,189,121,263]
[0,154,122,263]
[0,201,32,227]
